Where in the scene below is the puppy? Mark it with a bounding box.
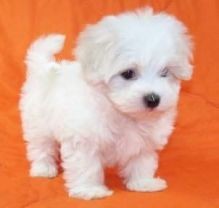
[19,8,193,200]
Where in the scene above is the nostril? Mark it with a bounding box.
[143,93,160,108]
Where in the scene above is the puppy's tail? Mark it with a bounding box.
[25,34,65,77]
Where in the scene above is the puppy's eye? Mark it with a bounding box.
[121,69,136,80]
[160,67,169,77]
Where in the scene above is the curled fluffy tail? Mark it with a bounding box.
[25,34,65,75]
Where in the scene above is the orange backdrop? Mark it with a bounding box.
[0,0,218,207]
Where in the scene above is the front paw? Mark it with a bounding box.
[126,177,167,192]
[68,185,113,200]
[30,161,58,178]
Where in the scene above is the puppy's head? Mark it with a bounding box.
[75,8,193,117]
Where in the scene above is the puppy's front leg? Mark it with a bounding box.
[121,152,167,192]
[61,140,113,200]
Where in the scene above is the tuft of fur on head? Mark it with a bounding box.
[75,7,193,83]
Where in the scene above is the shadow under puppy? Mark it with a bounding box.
[19,7,193,200]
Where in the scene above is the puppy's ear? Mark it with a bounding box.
[173,60,193,80]
[75,16,117,83]
[172,26,194,81]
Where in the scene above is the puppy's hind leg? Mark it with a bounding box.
[26,137,59,178]
[61,139,113,200]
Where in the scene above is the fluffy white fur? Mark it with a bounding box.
[19,8,193,200]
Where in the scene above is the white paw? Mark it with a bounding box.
[30,161,58,178]
[126,177,167,192]
[69,185,113,200]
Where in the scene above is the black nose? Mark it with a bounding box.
[143,93,160,108]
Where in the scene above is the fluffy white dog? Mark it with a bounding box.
[19,8,193,200]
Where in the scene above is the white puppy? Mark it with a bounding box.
[19,8,193,200]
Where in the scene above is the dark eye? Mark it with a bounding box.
[160,67,169,77]
[121,69,136,80]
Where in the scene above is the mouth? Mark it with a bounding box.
[127,108,164,120]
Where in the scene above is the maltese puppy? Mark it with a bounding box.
[19,8,193,200]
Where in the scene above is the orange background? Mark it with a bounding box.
[0,0,218,207]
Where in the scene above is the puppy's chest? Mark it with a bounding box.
[99,123,148,166]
